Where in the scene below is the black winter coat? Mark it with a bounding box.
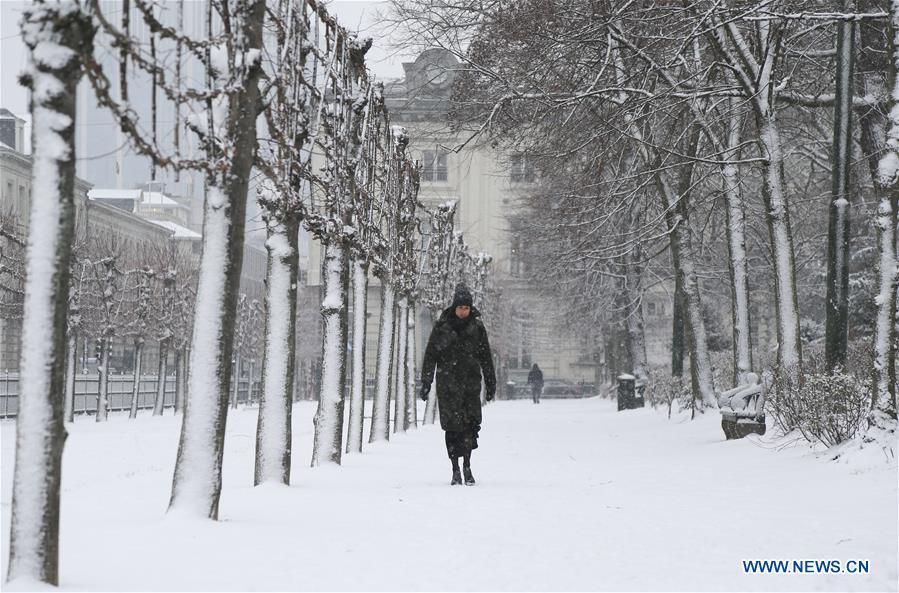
[421,306,496,432]
[527,367,544,387]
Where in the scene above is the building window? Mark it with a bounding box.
[422,150,448,182]
[510,154,535,183]
[647,302,656,316]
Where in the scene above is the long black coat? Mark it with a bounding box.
[527,366,544,387]
[421,306,496,432]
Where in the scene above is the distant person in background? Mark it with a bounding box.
[420,283,496,486]
[527,363,544,404]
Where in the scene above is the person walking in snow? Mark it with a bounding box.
[527,363,544,404]
[420,283,496,486]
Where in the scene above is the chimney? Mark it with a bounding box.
[0,108,25,153]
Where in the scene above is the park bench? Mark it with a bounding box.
[717,372,766,439]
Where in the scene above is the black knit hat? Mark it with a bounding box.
[452,283,473,307]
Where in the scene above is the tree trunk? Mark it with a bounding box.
[248,359,256,403]
[652,131,715,406]
[606,335,615,383]
[174,348,184,414]
[405,301,417,430]
[312,240,349,466]
[96,337,110,422]
[872,3,899,418]
[255,219,298,485]
[153,339,168,416]
[129,340,144,419]
[624,258,648,382]
[872,192,898,416]
[232,354,241,408]
[393,296,408,434]
[369,283,395,442]
[722,107,753,384]
[824,18,856,371]
[183,346,190,406]
[64,331,77,423]
[7,4,93,584]
[671,270,685,377]
[346,259,368,453]
[757,115,802,372]
[168,0,266,520]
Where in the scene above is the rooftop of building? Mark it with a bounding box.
[0,108,24,121]
[146,219,202,240]
[88,188,186,209]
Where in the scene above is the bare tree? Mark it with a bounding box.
[126,265,155,419]
[6,2,94,585]
[872,3,899,420]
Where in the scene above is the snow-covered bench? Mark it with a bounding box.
[717,372,766,439]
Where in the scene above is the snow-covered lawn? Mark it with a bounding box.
[1,398,896,591]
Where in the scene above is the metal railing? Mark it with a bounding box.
[0,371,260,418]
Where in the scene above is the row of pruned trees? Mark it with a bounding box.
[6,0,491,586]
[1,207,201,420]
[388,0,897,424]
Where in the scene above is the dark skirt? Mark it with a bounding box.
[444,426,480,459]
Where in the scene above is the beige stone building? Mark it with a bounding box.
[306,50,599,393]
[1,111,183,372]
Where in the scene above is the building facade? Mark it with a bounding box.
[305,50,600,392]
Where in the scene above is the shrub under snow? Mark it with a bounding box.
[766,367,870,448]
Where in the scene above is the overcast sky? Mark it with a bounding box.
[0,1,411,130]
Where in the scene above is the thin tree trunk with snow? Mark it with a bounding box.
[871,193,898,415]
[248,359,256,403]
[312,241,349,465]
[671,274,685,377]
[757,117,802,373]
[872,4,899,417]
[168,0,266,520]
[722,108,753,384]
[129,340,144,418]
[657,187,716,405]
[624,259,648,383]
[153,339,168,416]
[347,258,368,453]
[825,18,856,371]
[7,3,93,584]
[96,337,110,422]
[705,16,801,374]
[255,220,298,485]
[369,283,395,442]
[393,296,408,434]
[232,354,241,408]
[174,348,184,414]
[64,331,77,423]
[651,166,715,405]
[405,301,417,430]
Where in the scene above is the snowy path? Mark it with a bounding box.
[1,398,896,591]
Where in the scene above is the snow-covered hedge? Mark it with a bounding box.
[767,371,871,447]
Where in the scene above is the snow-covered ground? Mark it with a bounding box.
[1,398,896,591]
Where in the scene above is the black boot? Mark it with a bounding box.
[451,458,463,485]
[463,465,475,486]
